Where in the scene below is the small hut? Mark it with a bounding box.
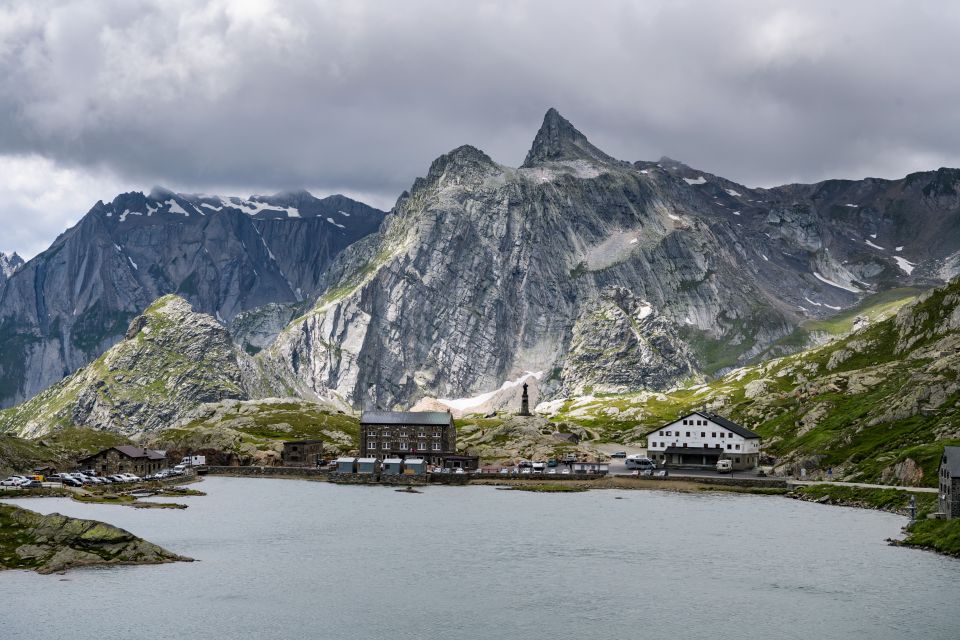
[335,457,357,474]
[403,458,427,475]
[382,457,404,475]
[356,457,379,475]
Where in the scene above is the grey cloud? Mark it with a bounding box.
[2,0,960,256]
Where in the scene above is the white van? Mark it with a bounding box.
[625,456,656,471]
[716,459,733,473]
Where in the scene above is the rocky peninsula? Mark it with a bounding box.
[0,503,191,574]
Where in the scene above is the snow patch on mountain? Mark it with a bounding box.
[814,271,862,293]
[894,256,915,275]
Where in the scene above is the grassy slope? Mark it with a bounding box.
[545,280,960,486]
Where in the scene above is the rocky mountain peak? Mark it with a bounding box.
[0,251,24,278]
[521,108,617,168]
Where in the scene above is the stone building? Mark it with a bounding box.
[645,412,761,470]
[360,411,456,466]
[939,446,960,519]
[282,439,324,467]
[79,446,167,477]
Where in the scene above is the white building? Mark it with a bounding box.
[645,412,761,470]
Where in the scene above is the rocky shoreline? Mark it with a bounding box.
[0,503,192,574]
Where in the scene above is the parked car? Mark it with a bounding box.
[716,459,733,473]
[108,475,127,483]
[119,473,141,482]
[611,451,627,458]
[62,477,83,487]
[547,459,558,467]
[2,477,25,486]
[560,468,571,475]
[19,480,42,489]
[546,468,557,475]
[520,468,532,475]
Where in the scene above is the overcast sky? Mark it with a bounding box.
[2,0,959,258]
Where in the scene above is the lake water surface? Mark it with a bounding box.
[2,477,959,640]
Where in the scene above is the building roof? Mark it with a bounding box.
[284,439,324,445]
[335,457,356,463]
[664,446,724,456]
[80,445,166,463]
[383,457,404,464]
[404,458,426,465]
[360,410,453,426]
[645,412,761,440]
[356,457,379,464]
[943,446,960,477]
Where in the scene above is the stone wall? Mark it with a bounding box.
[205,466,328,479]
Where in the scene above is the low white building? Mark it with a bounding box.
[645,412,761,470]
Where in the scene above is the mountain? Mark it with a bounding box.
[0,190,384,407]
[258,109,959,409]
[0,296,250,437]
[540,275,960,487]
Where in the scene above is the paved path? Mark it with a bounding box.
[787,480,938,493]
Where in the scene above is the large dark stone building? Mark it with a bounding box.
[939,446,960,519]
[79,446,167,477]
[282,439,324,467]
[360,411,456,466]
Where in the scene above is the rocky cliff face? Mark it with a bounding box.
[261,109,959,409]
[0,296,256,438]
[0,190,383,408]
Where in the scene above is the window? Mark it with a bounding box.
[716,444,721,449]
[720,432,725,438]
[735,458,741,463]
[701,432,705,438]
[727,444,732,450]
[383,442,391,450]
[666,431,671,436]
[400,441,408,450]
[686,432,690,437]
[368,443,377,450]
[659,431,664,436]
[735,444,741,450]
[432,443,441,451]
[682,419,688,425]
[711,432,716,438]
[432,433,440,438]
[418,431,426,437]
[419,441,427,450]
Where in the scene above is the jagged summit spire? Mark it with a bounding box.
[521,108,616,168]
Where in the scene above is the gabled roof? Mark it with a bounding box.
[943,447,960,477]
[80,445,166,462]
[645,412,761,439]
[361,411,453,426]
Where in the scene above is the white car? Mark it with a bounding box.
[2,477,25,486]
[560,468,571,475]
[546,468,557,475]
[119,473,141,482]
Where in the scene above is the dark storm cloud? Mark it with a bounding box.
[2,0,960,257]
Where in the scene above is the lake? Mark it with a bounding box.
[2,477,958,640]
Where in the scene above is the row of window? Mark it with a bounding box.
[649,442,742,450]
[659,430,733,439]
[367,442,442,451]
[681,418,709,426]
[365,431,441,438]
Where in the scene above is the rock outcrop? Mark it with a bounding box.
[0,296,256,438]
[1,503,190,574]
